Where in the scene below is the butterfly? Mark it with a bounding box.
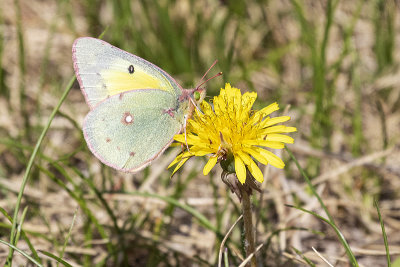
[72,37,215,172]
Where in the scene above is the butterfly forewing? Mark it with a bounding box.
[72,37,183,109]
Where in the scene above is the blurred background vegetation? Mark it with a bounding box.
[0,0,400,266]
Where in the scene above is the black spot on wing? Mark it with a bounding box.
[128,65,135,74]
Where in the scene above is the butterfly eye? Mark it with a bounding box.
[128,65,135,74]
[194,91,201,101]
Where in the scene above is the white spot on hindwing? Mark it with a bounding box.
[122,112,134,125]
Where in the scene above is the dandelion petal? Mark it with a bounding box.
[171,157,191,176]
[203,156,218,175]
[259,149,285,169]
[248,159,264,183]
[235,156,247,184]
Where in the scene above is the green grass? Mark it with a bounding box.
[0,0,398,266]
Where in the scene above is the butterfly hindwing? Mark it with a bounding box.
[72,37,182,109]
[83,89,184,172]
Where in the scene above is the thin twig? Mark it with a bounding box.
[312,246,334,267]
[238,244,264,267]
[218,215,243,267]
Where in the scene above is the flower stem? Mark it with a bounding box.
[241,187,256,267]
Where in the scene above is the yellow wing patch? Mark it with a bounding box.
[99,58,174,96]
[101,69,165,95]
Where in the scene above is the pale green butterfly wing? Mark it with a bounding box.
[72,37,183,109]
[83,89,186,172]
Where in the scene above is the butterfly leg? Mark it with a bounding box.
[183,115,190,152]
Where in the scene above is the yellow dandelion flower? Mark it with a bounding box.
[168,83,296,184]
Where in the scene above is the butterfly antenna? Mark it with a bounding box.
[196,71,223,89]
[190,71,222,114]
[191,60,222,115]
[196,60,219,89]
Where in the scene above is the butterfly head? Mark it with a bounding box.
[183,87,205,115]
[184,62,222,116]
[192,87,206,105]
[191,67,222,106]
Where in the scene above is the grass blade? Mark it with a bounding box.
[292,247,316,267]
[285,146,335,223]
[0,239,43,267]
[6,76,75,266]
[57,207,78,267]
[374,199,391,266]
[286,204,358,266]
[39,250,73,267]
[0,206,42,264]
[121,191,221,237]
